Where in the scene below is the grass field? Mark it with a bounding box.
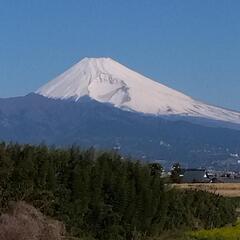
[174,183,240,197]
[186,222,240,240]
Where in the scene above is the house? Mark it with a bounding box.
[182,169,209,183]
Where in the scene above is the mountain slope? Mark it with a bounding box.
[36,57,240,124]
[0,93,240,167]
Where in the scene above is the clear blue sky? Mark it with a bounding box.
[0,0,239,111]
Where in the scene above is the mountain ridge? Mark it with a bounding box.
[1,93,240,167]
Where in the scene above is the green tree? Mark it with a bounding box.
[170,163,182,183]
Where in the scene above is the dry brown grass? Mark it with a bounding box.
[0,201,66,240]
[174,183,240,197]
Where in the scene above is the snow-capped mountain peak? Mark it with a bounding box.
[36,57,240,124]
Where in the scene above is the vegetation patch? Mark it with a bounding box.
[0,142,238,240]
[187,222,240,240]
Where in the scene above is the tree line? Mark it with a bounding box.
[0,142,237,239]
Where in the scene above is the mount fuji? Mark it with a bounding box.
[0,57,240,167]
[36,57,240,125]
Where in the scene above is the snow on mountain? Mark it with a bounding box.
[36,57,240,124]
